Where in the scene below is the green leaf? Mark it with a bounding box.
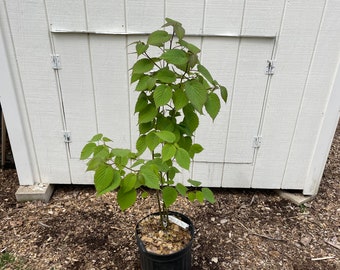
[156,131,176,143]
[135,76,149,91]
[135,92,149,113]
[114,156,129,169]
[162,143,177,161]
[120,173,137,193]
[205,92,221,120]
[168,166,180,180]
[136,41,149,56]
[160,49,188,66]
[147,77,157,90]
[173,88,188,111]
[117,189,137,211]
[188,53,199,68]
[148,30,171,46]
[102,137,112,142]
[140,166,160,189]
[97,169,121,195]
[131,159,145,168]
[174,24,185,40]
[178,40,201,54]
[131,72,142,84]
[141,191,149,199]
[188,179,202,187]
[135,75,156,91]
[111,148,131,157]
[136,135,147,155]
[132,58,154,74]
[163,18,181,27]
[90,133,103,142]
[94,165,114,193]
[146,158,169,172]
[189,143,204,158]
[178,136,192,152]
[175,183,188,196]
[162,186,178,207]
[138,104,158,124]
[139,122,153,134]
[93,145,110,160]
[153,85,172,108]
[220,85,228,103]
[197,64,214,85]
[157,115,174,131]
[202,187,215,203]
[187,191,196,202]
[146,132,160,151]
[86,157,103,171]
[184,80,207,113]
[183,108,199,134]
[80,143,96,160]
[94,165,121,195]
[175,148,191,170]
[195,191,204,203]
[154,68,176,83]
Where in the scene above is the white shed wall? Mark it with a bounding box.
[1,0,339,195]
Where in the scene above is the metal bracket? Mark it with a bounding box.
[253,136,262,148]
[63,131,71,143]
[51,54,61,70]
[265,59,275,75]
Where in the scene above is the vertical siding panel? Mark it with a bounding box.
[194,37,238,163]
[85,0,125,32]
[203,0,244,35]
[127,35,146,152]
[223,164,254,187]
[88,35,130,148]
[242,0,285,36]
[126,0,164,32]
[0,2,38,185]
[225,38,274,163]
[192,163,223,187]
[5,0,70,183]
[166,0,204,34]
[283,0,340,191]
[45,0,86,30]
[252,1,326,189]
[70,35,132,185]
[52,34,97,159]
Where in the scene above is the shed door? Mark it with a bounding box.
[52,34,275,181]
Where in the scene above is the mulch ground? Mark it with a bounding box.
[0,121,339,269]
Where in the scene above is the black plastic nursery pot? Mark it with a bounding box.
[136,211,195,270]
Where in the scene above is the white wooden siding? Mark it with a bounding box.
[1,0,339,194]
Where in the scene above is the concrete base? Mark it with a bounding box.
[276,190,316,206]
[15,184,54,203]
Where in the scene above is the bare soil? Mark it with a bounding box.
[0,121,339,269]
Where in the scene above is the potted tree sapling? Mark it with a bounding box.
[80,18,227,269]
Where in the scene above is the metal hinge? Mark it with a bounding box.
[63,131,71,143]
[253,136,262,148]
[51,54,61,70]
[265,59,275,75]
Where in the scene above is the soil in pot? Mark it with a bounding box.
[136,213,193,255]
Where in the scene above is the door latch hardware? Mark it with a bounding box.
[253,136,262,148]
[265,59,275,75]
[51,54,61,70]
[63,131,71,143]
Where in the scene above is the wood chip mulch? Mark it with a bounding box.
[1,121,339,269]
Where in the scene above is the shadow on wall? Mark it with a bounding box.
[0,105,15,169]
